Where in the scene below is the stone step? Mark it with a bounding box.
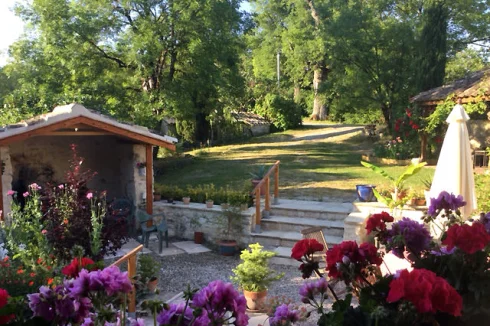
[250,230,343,248]
[270,200,352,221]
[260,216,344,237]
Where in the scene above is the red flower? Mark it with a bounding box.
[326,241,381,280]
[411,123,419,130]
[405,108,412,117]
[0,288,14,324]
[387,269,462,316]
[291,239,324,261]
[365,211,394,235]
[442,223,490,254]
[61,257,97,278]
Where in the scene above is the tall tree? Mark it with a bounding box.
[3,0,245,142]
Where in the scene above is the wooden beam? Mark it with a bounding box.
[0,117,86,146]
[146,144,153,215]
[40,131,113,136]
[77,117,176,150]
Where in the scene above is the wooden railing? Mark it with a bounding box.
[253,161,280,232]
[110,244,144,315]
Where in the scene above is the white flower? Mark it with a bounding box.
[18,243,26,251]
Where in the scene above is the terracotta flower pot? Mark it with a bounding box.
[206,200,214,208]
[251,179,267,196]
[218,240,237,256]
[194,231,204,244]
[240,203,249,211]
[221,203,229,210]
[243,289,267,312]
[147,277,158,292]
[182,197,191,205]
[153,194,162,201]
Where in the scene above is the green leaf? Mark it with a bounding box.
[360,161,395,183]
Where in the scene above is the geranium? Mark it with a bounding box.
[62,257,97,278]
[157,302,201,326]
[387,269,462,316]
[386,217,431,258]
[192,280,248,326]
[428,191,466,216]
[442,222,490,254]
[269,304,300,326]
[299,277,328,303]
[291,239,324,261]
[365,211,394,235]
[69,266,132,298]
[326,241,381,281]
[0,288,14,324]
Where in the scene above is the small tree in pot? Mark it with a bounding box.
[213,206,245,256]
[231,243,284,311]
[137,254,161,293]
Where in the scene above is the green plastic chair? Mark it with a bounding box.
[135,209,169,253]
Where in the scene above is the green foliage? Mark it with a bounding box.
[373,138,418,160]
[425,95,487,135]
[475,173,490,213]
[231,243,283,292]
[137,254,161,285]
[154,183,249,206]
[3,188,53,269]
[89,196,106,259]
[249,165,268,180]
[445,48,487,83]
[361,161,427,209]
[254,93,303,130]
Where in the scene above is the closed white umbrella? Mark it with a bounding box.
[429,104,477,217]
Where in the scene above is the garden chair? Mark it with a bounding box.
[110,198,134,237]
[135,209,169,253]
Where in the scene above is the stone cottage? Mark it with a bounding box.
[0,103,177,219]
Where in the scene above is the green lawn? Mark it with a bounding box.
[155,124,435,202]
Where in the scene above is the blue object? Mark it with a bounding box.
[356,185,376,202]
[136,209,169,253]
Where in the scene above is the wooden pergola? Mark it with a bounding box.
[0,103,177,218]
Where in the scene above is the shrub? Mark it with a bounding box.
[40,145,127,262]
[254,93,302,130]
[154,183,250,206]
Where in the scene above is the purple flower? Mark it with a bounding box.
[86,192,93,199]
[299,277,328,302]
[428,191,466,216]
[270,304,300,326]
[129,318,145,326]
[157,303,195,326]
[58,184,65,189]
[23,191,29,197]
[480,212,490,233]
[28,286,56,321]
[387,218,431,258]
[7,190,15,196]
[69,266,132,298]
[430,246,456,256]
[192,280,248,326]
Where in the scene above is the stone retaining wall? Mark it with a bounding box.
[152,201,254,246]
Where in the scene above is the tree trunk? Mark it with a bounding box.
[294,84,300,103]
[420,132,428,162]
[310,67,327,120]
[380,103,392,131]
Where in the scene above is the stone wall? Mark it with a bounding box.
[152,201,254,246]
[130,144,148,207]
[467,120,490,149]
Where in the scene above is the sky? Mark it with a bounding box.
[0,0,24,66]
[0,1,251,67]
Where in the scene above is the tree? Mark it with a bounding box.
[445,48,488,83]
[3,0,245,143]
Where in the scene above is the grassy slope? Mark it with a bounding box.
[155,124,434,202]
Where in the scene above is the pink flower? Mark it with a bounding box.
[29,183,41,191]
[23,192,29,198]
[86,193,93,200]
[58,184,64,189]
[7,190,15,196]
[41,230,47,235]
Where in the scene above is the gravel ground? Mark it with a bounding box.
[147,250,337,325]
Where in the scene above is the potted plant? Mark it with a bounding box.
[182,196,191,205]
[213,206,245,256]
[231,243,284,311]
[250,165,268,195]
[205,189,214,208]
[137,254,161,293]
[189,215,206,244]
[361,161,427,211]
[153,192,162,201]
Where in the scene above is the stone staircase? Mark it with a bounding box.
[249,199,352,265]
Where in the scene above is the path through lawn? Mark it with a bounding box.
[156,123,434,202]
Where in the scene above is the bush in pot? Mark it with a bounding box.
[137,254,161,293]
[213,206,245,256]
[231,243,284,311]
